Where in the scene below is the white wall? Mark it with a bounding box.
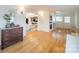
[74,10,79,29]
[0,29,1,45]
[76,10,79,29]
[15,13,27,36]
[0,5,29,36]
[0,7,8,28]
[38,11,50,32]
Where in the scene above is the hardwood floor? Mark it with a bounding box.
[1,28,78,53]
[0,31,67,53]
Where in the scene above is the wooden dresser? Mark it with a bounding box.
[1,27,23,49]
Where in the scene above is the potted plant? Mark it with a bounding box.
[3,13,12,28]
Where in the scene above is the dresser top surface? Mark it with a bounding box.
[1,27,23,30]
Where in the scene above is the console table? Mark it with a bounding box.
[0,27,23,50]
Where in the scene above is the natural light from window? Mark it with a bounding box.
[56,16,63,22]
[64,16,70,23]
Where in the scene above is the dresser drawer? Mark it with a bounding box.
[1,27,23,49]
[3,30,10,33]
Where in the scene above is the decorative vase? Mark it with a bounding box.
[5,20,10,28]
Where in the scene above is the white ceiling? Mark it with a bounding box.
[0,5,79,11]
[0,5,79,14]
[23,5,79,15]
[24,5,79,11]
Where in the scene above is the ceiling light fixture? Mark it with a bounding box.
[18,5,25,14]
[38,11,44,16]
[56,11,61,14]
[26,13,38,17]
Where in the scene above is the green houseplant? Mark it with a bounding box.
[3,12,12,28]
[3,13,11,24]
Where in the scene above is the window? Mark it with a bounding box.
[64,16,70,23]
[52,17,55,22]
[56,16,63,22]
